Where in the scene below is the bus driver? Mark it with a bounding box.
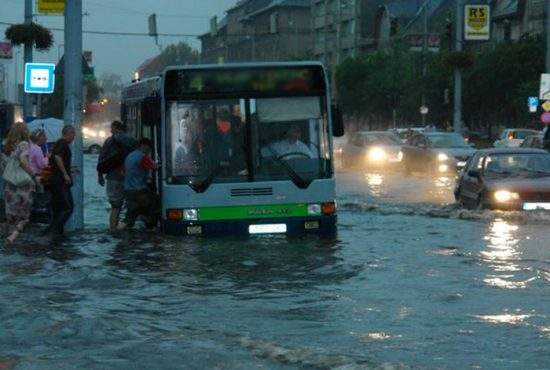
[263,125,314,159]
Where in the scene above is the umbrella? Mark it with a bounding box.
[27,118,64,143]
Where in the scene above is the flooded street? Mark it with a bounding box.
[1,157,549,369]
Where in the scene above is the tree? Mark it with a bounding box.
[138,42,200,78]
[98,73,124,97]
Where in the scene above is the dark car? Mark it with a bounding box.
[341,131,403,170]
[455,148,550,210]
[520,134,543,149]
[402,132,477,175]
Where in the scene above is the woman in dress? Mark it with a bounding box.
[2,122,38,243]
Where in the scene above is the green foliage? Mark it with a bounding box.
[140,42,200,78]
[336,37,545,134]
[5,23,53,51]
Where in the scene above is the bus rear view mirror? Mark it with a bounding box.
[331,104,344,137]
[143,96,161,126]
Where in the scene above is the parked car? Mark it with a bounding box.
[520,134,543,149]
[455,148,550,210]
[401,132,476,175]
[341,131,403,170]
[493,129,540,148]
[82,125,108,154]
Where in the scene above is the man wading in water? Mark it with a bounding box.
[97,121,137,233]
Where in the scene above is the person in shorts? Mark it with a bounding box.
[97,121,136,232]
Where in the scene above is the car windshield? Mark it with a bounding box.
[166,97,331,190]
[365,133,401,145]
[484,153,550,177]
[427,134,469,148]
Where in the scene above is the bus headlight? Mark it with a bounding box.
[494,190,520,203]
[184,209,198,221]
[307,204,322,216]
[438,153,450,162]
[368,147,386,162]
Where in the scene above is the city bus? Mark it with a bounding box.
[121,62,343,236]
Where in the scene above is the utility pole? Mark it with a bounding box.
[453,0,464,134]
[421,0,429,126]
[64,0,84,231]
[23,0,33,119]
[546,0,550,72]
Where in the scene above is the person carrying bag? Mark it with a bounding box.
[1,122,39,244]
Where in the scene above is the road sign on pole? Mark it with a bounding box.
[529,97,540,113]
[464,5,490,41]
[37,0,65,15]
[24,63,55,93]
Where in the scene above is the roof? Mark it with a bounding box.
[476,148,548,155]
[242,0,310,20]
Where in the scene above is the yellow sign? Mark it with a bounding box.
[542,101,550,112]
[465,5,490,41]
[37,0,65,15]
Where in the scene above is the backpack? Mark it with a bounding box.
[96,137,134,174]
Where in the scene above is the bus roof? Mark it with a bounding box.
[162,61,326,74]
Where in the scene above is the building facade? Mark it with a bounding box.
[199,0,311,64]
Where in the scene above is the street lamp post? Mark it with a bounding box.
[453,0,464,134]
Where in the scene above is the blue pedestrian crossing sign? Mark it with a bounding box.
[528,96,539,113]
[24,63,56,94]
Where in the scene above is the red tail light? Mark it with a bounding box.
[322,202,336,215]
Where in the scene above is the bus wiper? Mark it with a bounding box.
[188,163,225,193]
[265,145,310,189]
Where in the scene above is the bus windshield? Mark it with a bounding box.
[167,96,331,190]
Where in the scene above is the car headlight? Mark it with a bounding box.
[438,153,450,162]
[494,190,520,203]
[368,147,386,162]
[183,209,198,221]
[98,130,107,138]
[87,130,98,138]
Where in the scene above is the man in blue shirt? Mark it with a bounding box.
[118,138,159,230]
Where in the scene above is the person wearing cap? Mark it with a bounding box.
[97,120,137,232]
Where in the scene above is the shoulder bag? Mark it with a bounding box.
[2,156,33,187]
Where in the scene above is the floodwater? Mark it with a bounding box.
[0,157,549,369]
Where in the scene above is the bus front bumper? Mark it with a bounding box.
[162,215,337,236]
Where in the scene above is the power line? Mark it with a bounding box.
[0,20,314,38]
[83,1,211,19]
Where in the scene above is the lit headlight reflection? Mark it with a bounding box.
[368,147,386,162]
[437,153,450,162]
[494,190,520,203]
[99,130,107,138]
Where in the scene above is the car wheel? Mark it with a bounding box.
[475,193,487,211]
[89,145,101,154]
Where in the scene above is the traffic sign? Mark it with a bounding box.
[420,106,429,115]
[543,100,550,112]
[37,0,65,15]
[541,112,550,125]
[465,5,490,41]
[24,63,56,94]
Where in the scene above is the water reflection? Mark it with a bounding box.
[364,173,384,197]
[482,220,528,289]
[475,313,531,325]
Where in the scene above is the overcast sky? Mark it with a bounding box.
[0,0,235,99]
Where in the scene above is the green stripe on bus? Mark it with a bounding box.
[198,204,308,221]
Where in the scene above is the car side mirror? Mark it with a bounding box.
[468,169,481,178]
[331,104,344,137]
